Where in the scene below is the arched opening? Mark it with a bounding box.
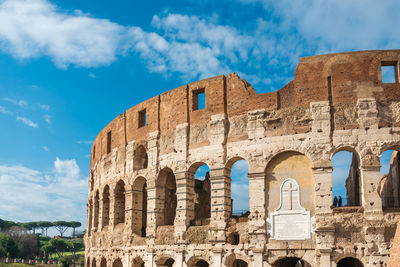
[88,199,93,236]
[100,258,107,267]
[228,232,240,245]
[92,258,97,267]
[232,259,248,267]
[114,180,126,225]
[337,257,363,267]
[132,257,145,267]
[133,145,148,170]
[157,258,175,267]
[87,258,90,267]
[379,149,400,209]
[272,257,310,267]
[102,185,110,228]
[112,259,122,267]
[226,158,249,218]
[157,168,177,226]
[94,190,99,230]
[189,162,211,225]
[195,260,209,267]
[265,151,315,219]
[132,177,147,237]
[331,149,361,207]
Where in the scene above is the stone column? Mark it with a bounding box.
[124,188,134,236]
[315,226,335,267]
[146,186,158,238]
[87,200,93,236]
[98,196,104,231]
[174,170,194,242]
[313,163,333,215]
[175,249,184,267]
[109,195,115,229]
[248,171,266,244]
[361,165,382,213]
[145,249,155,267]
[209,167,231,243]
[212,246,223,267]
[252,248,265,267]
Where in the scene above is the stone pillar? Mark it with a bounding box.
[362,165,383,213]
[315,226,335,267]
[212,246,223,267]
[145,249,155,267]
[98,196,104,231]
[174,170,194,242]
[125,188,134,235]
[313,164,333,215]
[109,195,115,229]
[252,248,265,267]
[87,200,93,236]
[146,186,158,238]
[209,167,231,243]
[248,171,266,244]
[175,249,184,267]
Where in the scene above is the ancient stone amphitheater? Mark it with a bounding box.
[85,50,400,267]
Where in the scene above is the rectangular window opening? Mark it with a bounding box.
[138,109,146,128]
[107,131,112,154]
[381,61,398,83]
[193,89,205,111]
[93,146,96,160]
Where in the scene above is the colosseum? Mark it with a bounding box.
[85,50,400,267]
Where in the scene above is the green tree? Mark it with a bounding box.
[0,233,19,258]
[53,221,72,237]
[69,221,82,238]
[48,238,68,258]
[41,243,53,260]
[0,219,16,231]
[68,240,84,266]
[37,221,53,236]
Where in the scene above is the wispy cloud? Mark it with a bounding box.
[44,114,51,124]
[76,140,92,145]
[42,146,49,152]
[38,104,50,111]
[0,158,87,224]
[3,97,27,107]
[16,116,38,128]
[0,105,12,115]
[88,73,96,78]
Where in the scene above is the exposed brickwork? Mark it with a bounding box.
[85,50,400,267]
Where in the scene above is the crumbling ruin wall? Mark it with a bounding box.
[85,50,400,267]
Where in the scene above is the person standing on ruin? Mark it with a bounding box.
[333,196,338,207]
[338,196,342,207]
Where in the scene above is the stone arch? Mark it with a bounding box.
[155,256,175,267]
[188,162,211,225]
[271,257,311,267]
[331,147,362,207]
[225,156,250,217]
[157,167,177,226]
[224,253,249,267]
[322,54,356,77]
[336,256,364,267]
[379,146,400,209]
[114,180,126,225]
[100,257,107,267]
[87,257,91,267]
[94,190,99,230]
[92,258,97,267]
[112,258,122,267]
[133,145,148,170]
[187,256,210,267]
[132,176,147,236]
[102,185,110,228]
[132,256,145,267]
[265,151,315,217]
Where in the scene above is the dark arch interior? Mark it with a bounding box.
[337,257,363,267]
[228,232,240,245]
[272,257,310,267]
[195,260,209,267]
[158,258,174,267]
[232,259,248,267]
[100,258,106,267]
[113,259,123,267]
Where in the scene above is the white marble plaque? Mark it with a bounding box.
[269,178,311,240]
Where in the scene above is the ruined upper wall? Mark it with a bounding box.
[90,49,400,167]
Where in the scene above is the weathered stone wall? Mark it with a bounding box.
[85,50,400,267]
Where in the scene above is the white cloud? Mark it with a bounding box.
[44,114,51,124]
[0,158,87,225]
[3,97,27,107]
[0,105,12,115]
[88,73,96,78]
[38,104,50,111]
[42,146,49,151]
[16,116,38,128]
[0,0,126,68]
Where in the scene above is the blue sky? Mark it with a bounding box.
[0,0,398,234]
